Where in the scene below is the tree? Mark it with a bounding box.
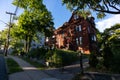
[12,0,54,53]
[0,30,8,51]
[62,0,120,18]
[101,24,120,53]
[99,24,120,69]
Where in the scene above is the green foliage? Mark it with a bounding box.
[28,47,48,59]
[11,48,23,56]
[51,51,63,67]
[62,0,120,18]
[103,46,113,68]
[89,52,98,68]
[6,58,23,74]
[100,24,120,54]
[0,30,7,45]
[111,53,120,73]
[12,0,54,53]
[90,23,120,73]
[46,49,79,67]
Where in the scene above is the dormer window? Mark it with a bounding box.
[74,14,79,20]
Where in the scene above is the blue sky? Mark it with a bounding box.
[0,0,120,32]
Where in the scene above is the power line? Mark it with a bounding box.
[12,0,21,22]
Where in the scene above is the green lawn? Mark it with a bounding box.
[6,58,23,74]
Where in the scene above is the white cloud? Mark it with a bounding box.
[96,14,120,32]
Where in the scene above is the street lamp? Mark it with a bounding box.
[52,35,55,49]
[78,48,84,75]
[45,37,49,49]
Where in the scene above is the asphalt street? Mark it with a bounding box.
[0,56,8,80]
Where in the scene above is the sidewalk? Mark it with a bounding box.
[8,55,90,80]
[8,55,59,80]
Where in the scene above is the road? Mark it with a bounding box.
[0,56,8,80]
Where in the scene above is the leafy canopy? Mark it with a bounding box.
[62,0,120,18]
[100,24,120,54]
[12,0,54,37]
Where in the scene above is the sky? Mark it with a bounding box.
[0,0,120,32]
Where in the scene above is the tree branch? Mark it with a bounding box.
[103,0,109,11]
[107,1,120,11]
[94,8,120,14]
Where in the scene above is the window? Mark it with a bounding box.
[93,35,96,41]
[76,25,82,31]
[76,38,79,45]
[76,37,82,45]
[76,26,79,31]
[91,35,96,41]
[74,14,79,20]
[88,26,90,33]
[79,25,82,31]
[79,37,82,45]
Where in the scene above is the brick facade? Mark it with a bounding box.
[49,12,98,54]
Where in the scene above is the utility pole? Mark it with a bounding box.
[4,12,16,56]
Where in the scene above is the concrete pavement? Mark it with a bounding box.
[8,55,120,80]
[8,55,90,80]
[8,55,60,80]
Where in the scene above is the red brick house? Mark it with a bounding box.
[49,12,98,54]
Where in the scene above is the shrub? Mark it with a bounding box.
[11,49,20,56]
[103,46,113,68]
[28,47,48,59]
[111,53,120,73]
[89,52,98,68]
[46,49,79,67]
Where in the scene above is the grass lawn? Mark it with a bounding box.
[6,58,23,74]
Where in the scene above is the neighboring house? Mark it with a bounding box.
[31,32,45,49]
[51,12,98,54]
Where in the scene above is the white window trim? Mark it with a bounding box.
[79,25,81,31]
[79,37,82,45]
[76,38,79,45]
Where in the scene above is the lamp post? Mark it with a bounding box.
[79,49,84,75]
[45,37,49,49]
[52,35,55,49]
